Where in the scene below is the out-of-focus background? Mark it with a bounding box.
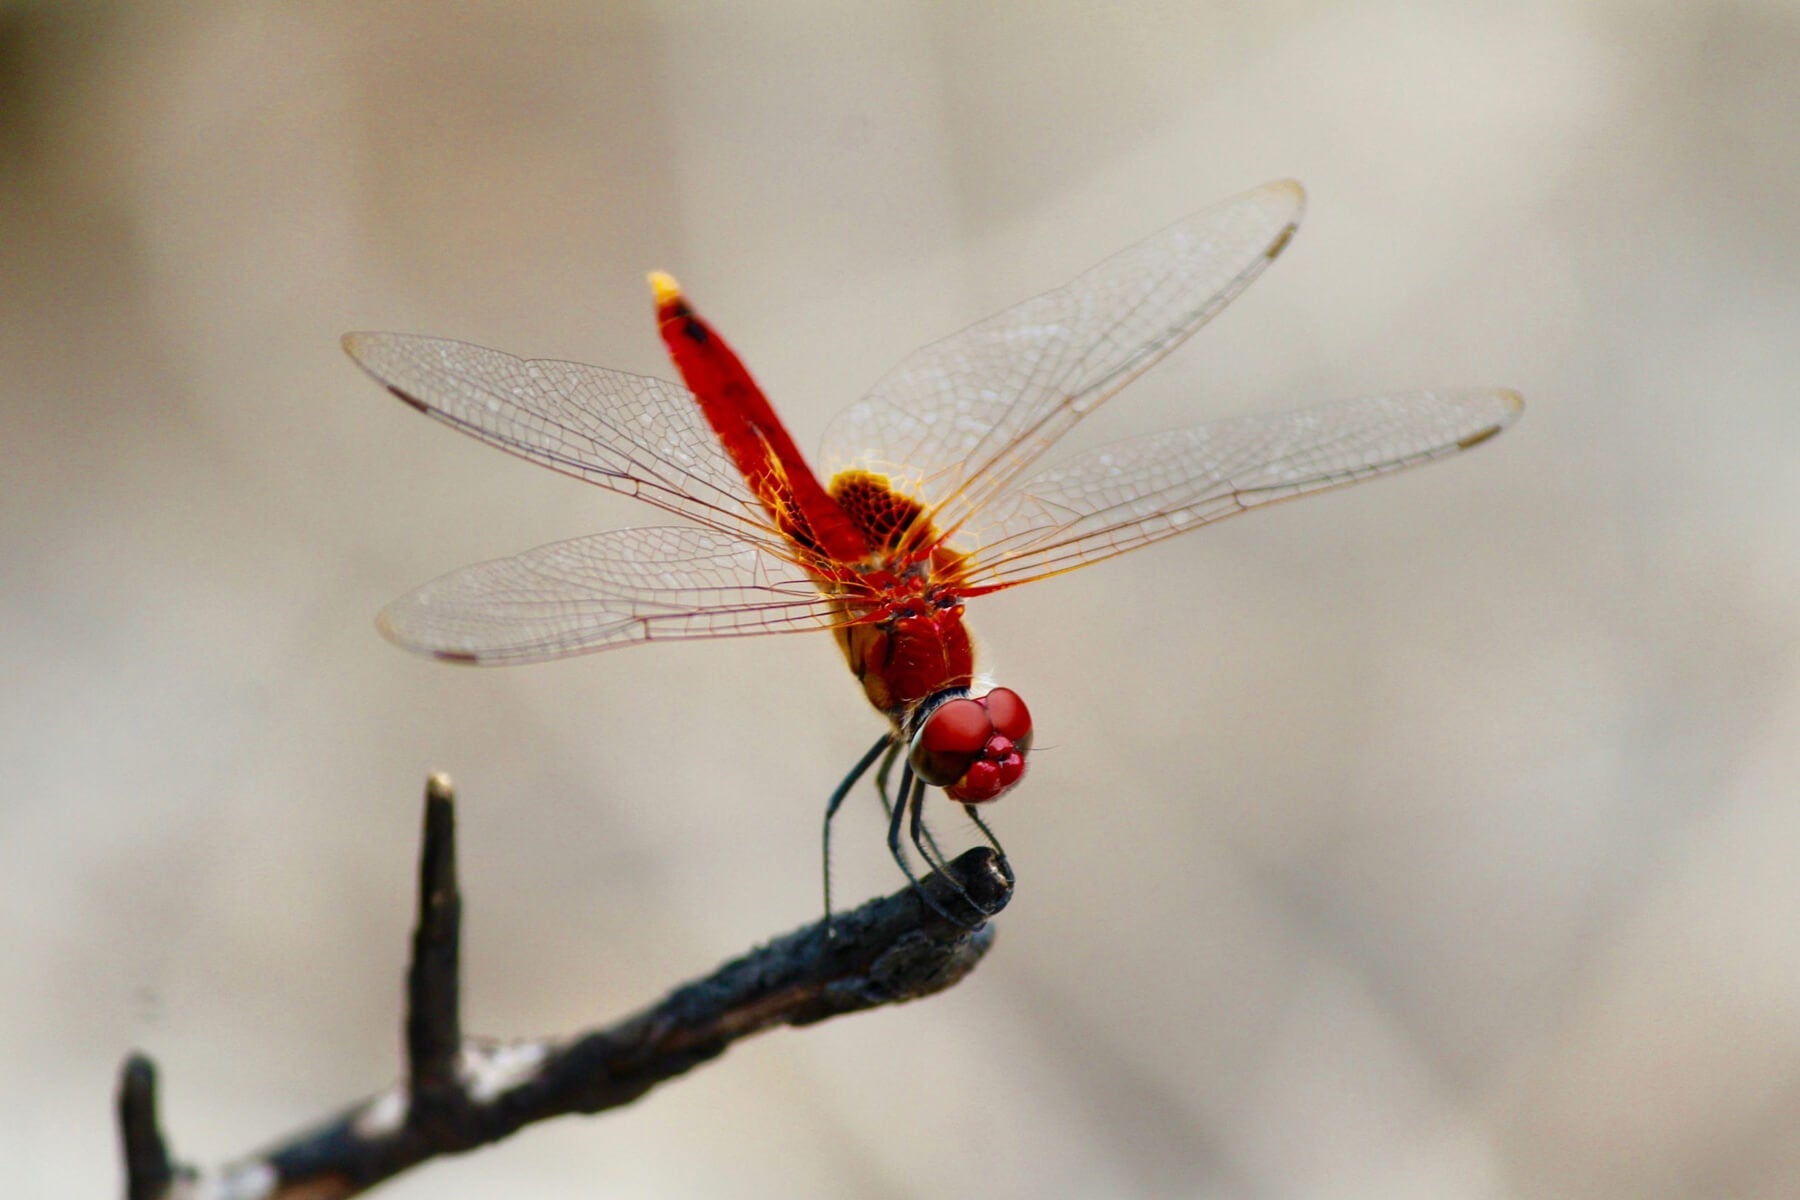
[5,2,1799,1196]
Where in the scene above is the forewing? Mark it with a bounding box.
[958,389,1523,590]
[344,332,787,548]
[378,526,844,665]
[819,181,1305,532]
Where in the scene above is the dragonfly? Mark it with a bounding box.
[344,180,1521,923]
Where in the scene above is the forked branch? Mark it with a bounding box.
[117,774,1011,1199]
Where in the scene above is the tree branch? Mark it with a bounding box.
[117,1054,184,1200]
[118,773,1011,1199]
[403,775,461,1127]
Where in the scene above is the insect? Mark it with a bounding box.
[344,180,1521,920]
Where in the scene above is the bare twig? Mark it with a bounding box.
[117,1054,183,1200]
[118,774,1011,1199]
[403,775,461,1126]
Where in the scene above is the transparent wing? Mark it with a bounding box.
[343,332,791,550]
[378,525,846,665]
[957,389,1524,591]
[819,180,1305,536]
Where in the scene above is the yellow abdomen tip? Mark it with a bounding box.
[647,270,683,306]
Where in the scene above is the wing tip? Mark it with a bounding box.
[377,606,481,663]
[1268,177,1306,203]
[342,333,430,413]
[1449,390,1525,450]
[1254,180,1307,259]
[1265,177,1307,216]
[1491,387,1526,427]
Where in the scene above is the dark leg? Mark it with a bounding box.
[872,740,902,821]
[877,742,950,867]
[823,734,894,928]
[906,777,993,926]
[908,779,953,877]
[884,762,924,890]
[886,765,962,925]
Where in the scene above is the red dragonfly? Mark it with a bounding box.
[344,180,1520,918]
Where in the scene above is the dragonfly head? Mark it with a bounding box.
[908,687,1033,803]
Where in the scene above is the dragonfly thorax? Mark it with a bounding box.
[832,584,973,717]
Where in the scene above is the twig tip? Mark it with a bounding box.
[121,1051,157,1089]
[118,1051,175,1198]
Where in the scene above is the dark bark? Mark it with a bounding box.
[118,773,1010,1199]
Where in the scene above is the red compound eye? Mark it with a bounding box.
[910,697,989,786]
[920,698,990,755]
[984,687,1032,743]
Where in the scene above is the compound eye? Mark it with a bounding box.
[984,687,1032,744]
[909,697,989,786]
[919,697,990,753]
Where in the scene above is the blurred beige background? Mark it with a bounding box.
[5,2,1800,1197]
